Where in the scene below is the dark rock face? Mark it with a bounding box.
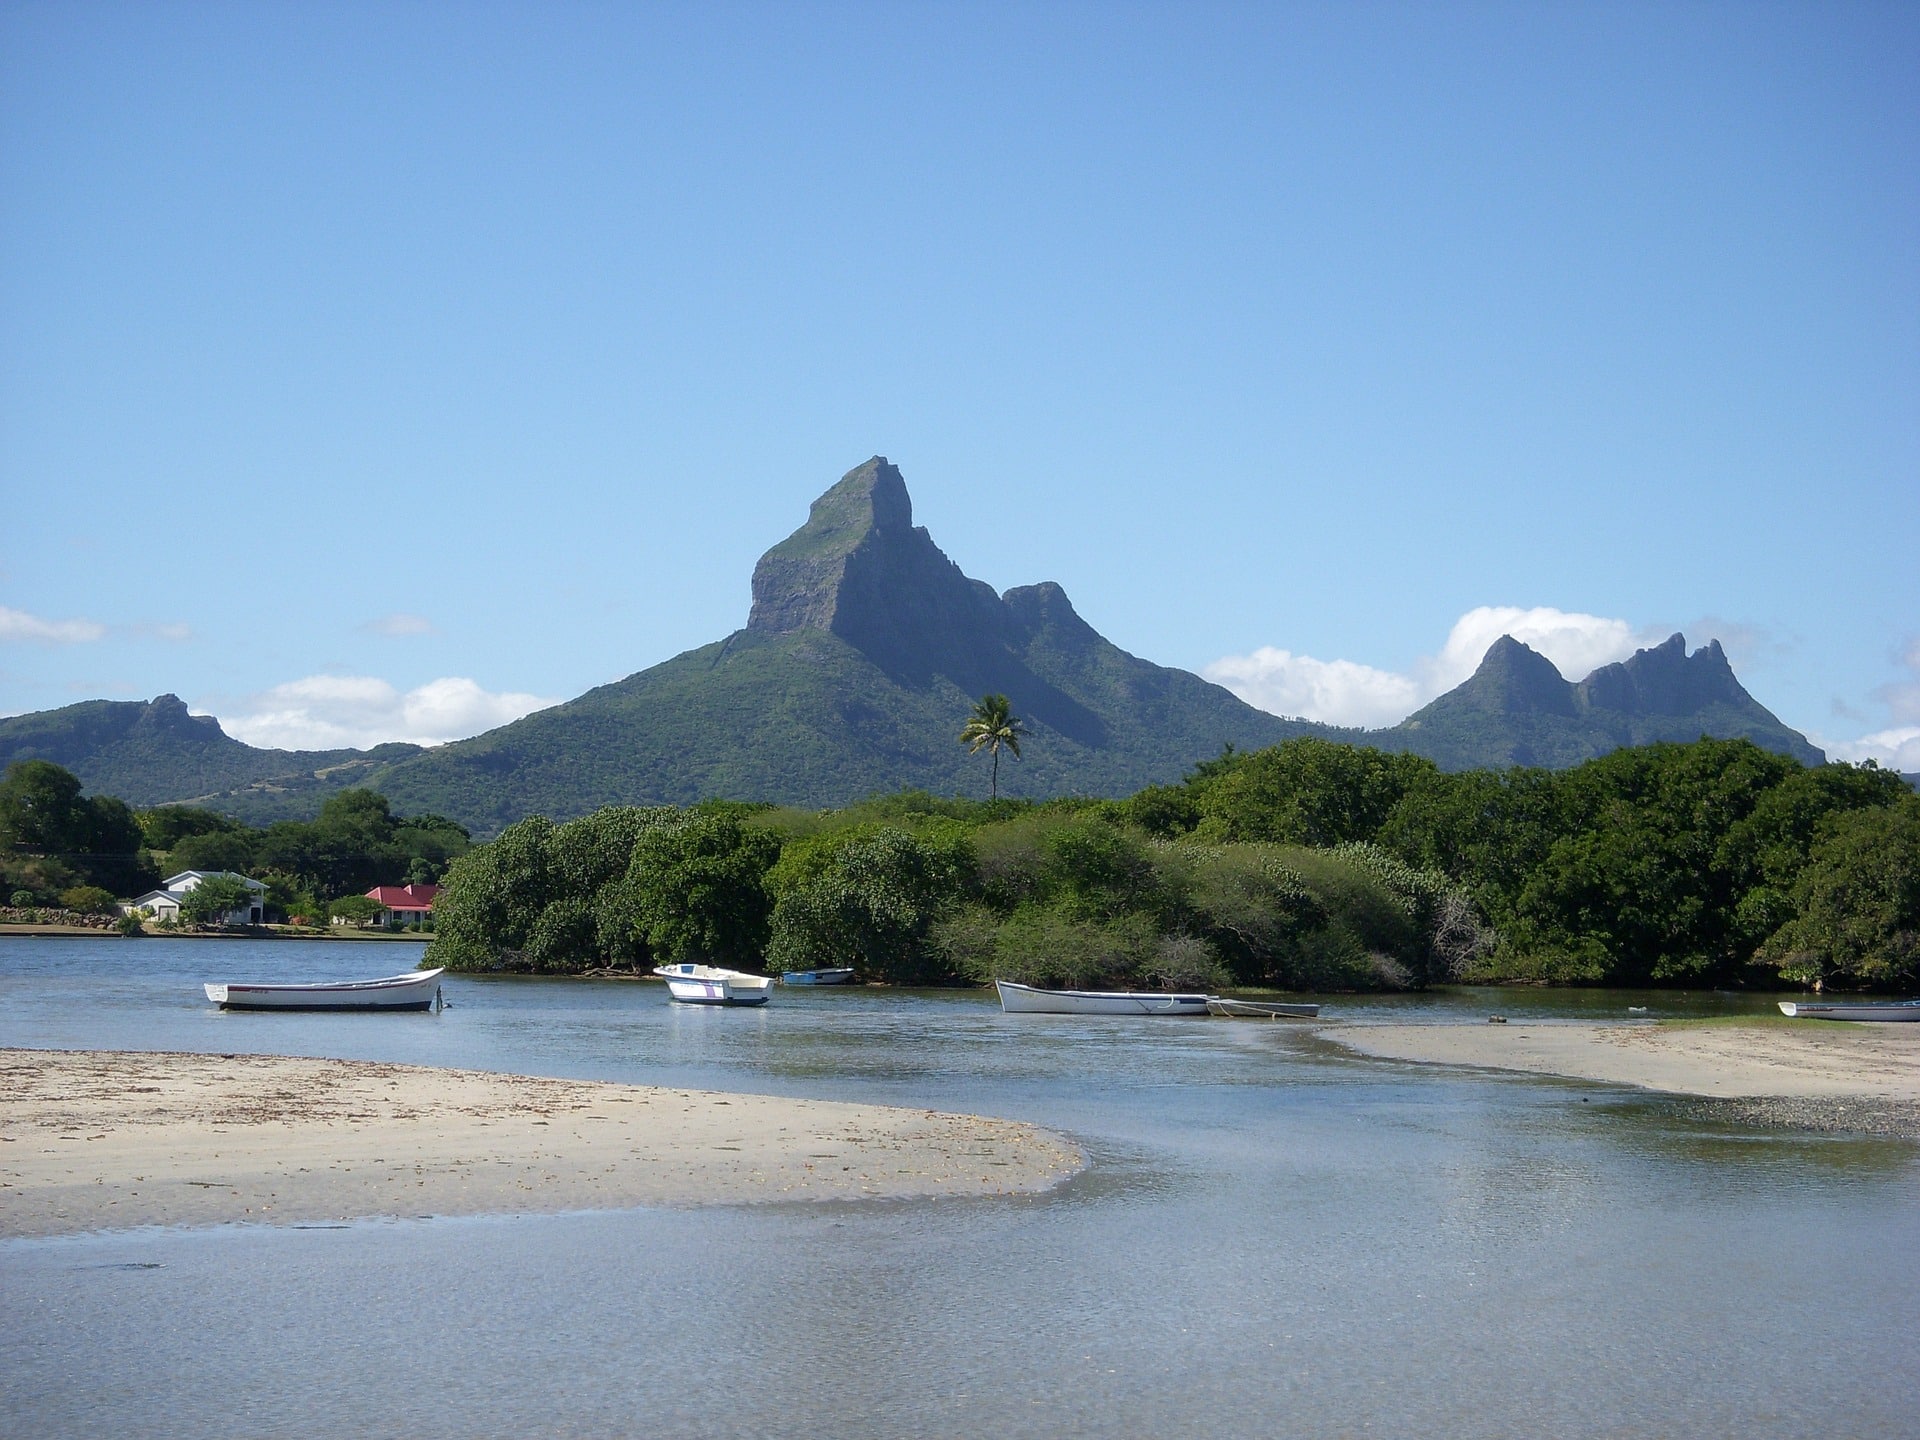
[130,694,228,740]
[1577,634,1749,716]
[749,456,1010,679]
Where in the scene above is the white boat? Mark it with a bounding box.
[653,963,774,1006]
[1778,999,1920,1021]
[994,979,1212,1016]
[203,968,445,1011]
[780,968,856,985]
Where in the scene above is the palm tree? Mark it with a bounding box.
[959,694,1028,801]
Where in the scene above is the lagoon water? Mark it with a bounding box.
[4,937,1917,1439]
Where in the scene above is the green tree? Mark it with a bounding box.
[59,885,118,914]
[169,829,258,874]
[1757,796,1920,990]
[327,894,382,926]
[1183,738,1438,848]
[138,805,242,852]
[959,694,1027,801]
[180,875,258,926]
[618,812,781,966]
[767,827,974,983]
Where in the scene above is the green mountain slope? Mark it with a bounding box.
[0,694,423,822]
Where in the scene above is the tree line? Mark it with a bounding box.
[6,737,1912,989]
[432,737,1920,998]
[427,735,1917,992]
[0,759,469,922]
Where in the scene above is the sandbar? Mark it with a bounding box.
[1324,1020,1920,1133]
[0,1049,1083,1239]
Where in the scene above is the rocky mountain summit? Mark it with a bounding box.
[1393,632,1823,769]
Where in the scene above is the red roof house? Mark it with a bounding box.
[364,883,440,927]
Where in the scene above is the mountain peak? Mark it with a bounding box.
[746,456,1006,672]
[1441,635,1579,716]
[1576,632,1749,716]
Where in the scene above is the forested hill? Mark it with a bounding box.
[0,695,422,824]
[3,458,1822,833]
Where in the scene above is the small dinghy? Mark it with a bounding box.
[780,968,856,985]
[653,963,774,1006]
[203,968,445,1012]
[1778,999,1920,1022]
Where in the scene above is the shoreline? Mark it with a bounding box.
[0,924,426,941]
[0,1049,1084,1240]
[1322,1020,1920,1136]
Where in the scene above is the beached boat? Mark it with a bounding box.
[994,979,1212,1016]
[1778,999,1920,1022]
[653,962,774,1006]
[203,968,445,1011]
[780,968,856,985]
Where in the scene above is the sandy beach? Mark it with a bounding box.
[0,1049,1083,1239]
[1325,1020,1920,1133]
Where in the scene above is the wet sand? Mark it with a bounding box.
[0,1049,1084,1239]
[1325,1020,1920,1134]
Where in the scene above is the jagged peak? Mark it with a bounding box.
[1458,636,1578,715]
[749,457,917,636]
[1577,632,1750,715]
[136,694,226,737]
[998,587,1105,652]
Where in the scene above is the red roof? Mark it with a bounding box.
[365,883,440,910]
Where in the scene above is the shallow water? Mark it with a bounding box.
[4,937,1916,1439]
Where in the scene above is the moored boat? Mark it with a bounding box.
[653,962,774,1006]
[994,979,1212,1016]
[203,968,445,1012]
[1778,999,1920,1022]
[780,968,856,985]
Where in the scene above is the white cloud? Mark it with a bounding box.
[1201,648,1420,730]
[1206,605,1664,728]
[0,605,106,644]
[218,674,562,750]
[361,613,438,638]
[1818,727,1920,772]
[1419,606,1662,695]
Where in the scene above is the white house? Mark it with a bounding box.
[121,871,268,926]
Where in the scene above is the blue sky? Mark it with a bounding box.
[4,2,1916,769]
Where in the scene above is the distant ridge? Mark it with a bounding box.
[0,694,422,822]
[1389,632,1824,769]
[2,457,1824,832]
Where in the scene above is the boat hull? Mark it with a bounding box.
[1779,1000,1920,1021]
[203,968,445,1011]
[994,979,1212,1016]
[654,963,774,1006]
[780,968,856,985]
